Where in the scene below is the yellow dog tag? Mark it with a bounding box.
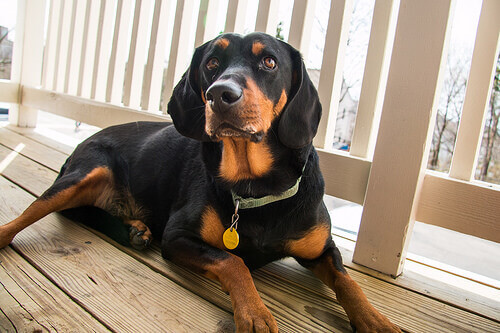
[223,228,239,250]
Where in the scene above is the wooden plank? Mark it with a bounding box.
[317,149,371,205]
[99,241,352,332]
[123,0,153,108]
[22,87,170,130]
[0,127,67,172]
[313,0,353,149]
[353,0,455,276]
[349,0,399,158]
[6,125,76,156]
[0,80,19,104]
[333,236,500,323]
[0,177,233,332]
[416,172,500,243]
[106,0,133,104]
[264,258,500,333]
[0,247,110,332]
[0,144,58,196]
[449,0,500,181]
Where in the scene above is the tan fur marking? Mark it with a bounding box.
[252,41,265,55]
[201,87,207,104]
[0,167,113,248]
[286,225,330,260]
[215,38,230,50]
[220,137,273,182]
[60,167,112,207]
[203,255,278,332]
[205,78,285,140]
[243,78,275,132]
[273,89,288,116]
[200,206,225,249]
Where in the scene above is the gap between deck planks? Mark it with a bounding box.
[1,124,500,332]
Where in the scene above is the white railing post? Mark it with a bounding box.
[162,0,198,110]
[449,0,500,181]
[9,0,47,127]
[63,0,78,94]
[106,0,133,104]
[91,0,116,101]
[123,0,153,108]
[313,0,353,149]
[224,0,248,34]
[352,0,455,276]
[349,0,399,159]
[78,0,100,98]
[288,0,316,60]
[141,0,170,111]
[66,0,88,95]
[41,0,60,90]
[195,0,225,47]
[52,0,67,92]
[254,0,280,35]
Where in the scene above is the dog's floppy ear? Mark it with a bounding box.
[278,48,322,149]
[167,43,210,141]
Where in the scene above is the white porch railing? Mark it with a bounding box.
[1,0,499,278]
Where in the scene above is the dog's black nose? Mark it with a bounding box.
[206,80,242,112]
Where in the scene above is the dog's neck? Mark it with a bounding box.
[219,137,274,182]
[202,134,312,199]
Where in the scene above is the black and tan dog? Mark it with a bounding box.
[0,33,400,332]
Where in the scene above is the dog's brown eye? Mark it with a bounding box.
[206,57,219,71]
[262,57,276,70]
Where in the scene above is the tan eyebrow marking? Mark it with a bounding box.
[214,38,230,50]
[252,41,266,56]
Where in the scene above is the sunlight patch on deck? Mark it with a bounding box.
[0,143,25,173]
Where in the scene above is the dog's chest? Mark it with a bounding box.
[227,212,295,257]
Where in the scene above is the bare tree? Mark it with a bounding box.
[478,54,500,182]
[429,55,468,170]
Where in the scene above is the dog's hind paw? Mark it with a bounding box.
[127,220,152,250]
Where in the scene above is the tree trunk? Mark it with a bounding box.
[479,96,499,180]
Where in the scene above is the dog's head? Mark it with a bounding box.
[168,32,321,149]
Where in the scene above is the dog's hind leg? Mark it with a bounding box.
[0,166,113,248]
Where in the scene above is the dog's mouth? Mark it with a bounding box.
[210,122,264,142]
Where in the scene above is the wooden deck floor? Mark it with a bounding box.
[1,123,499,332]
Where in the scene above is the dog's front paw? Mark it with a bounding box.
[234,302,278,333]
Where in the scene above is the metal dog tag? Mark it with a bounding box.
[223,200,240,250]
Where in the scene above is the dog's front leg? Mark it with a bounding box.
[297,246,401,333]
[162,234,278,333]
